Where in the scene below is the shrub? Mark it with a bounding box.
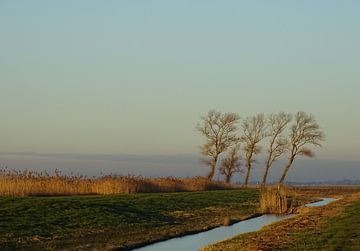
[259,184,288,214]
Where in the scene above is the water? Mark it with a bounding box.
[134,198,336,251]
[305,197,337,207]
[134,214,292,251]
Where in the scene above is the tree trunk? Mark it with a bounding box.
[207,165,215,180]
[261,164,270,185]
[244,151,253,187]
[244,164,251,187]
[279,157,295,184]
[207,156,217,180]
[225,175,231,184]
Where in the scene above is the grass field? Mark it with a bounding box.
[203,189,360,251]
[2,186,359,250]
[285,195,360,250]
[0,189,259,250]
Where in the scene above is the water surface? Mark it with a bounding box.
[305,197,337,207]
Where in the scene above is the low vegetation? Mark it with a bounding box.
[203,189,360,251]
[0,168,232,196]
[0,189,259,250]
[259,185,287,214]
[288,195,360,250]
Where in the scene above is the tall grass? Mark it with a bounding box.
[0,167,232,196]
[259,184,288,214]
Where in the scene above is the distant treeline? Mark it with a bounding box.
[288,180,360,186]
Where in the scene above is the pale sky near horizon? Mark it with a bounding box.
[1,1,360,161]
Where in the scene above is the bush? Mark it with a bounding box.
[259,184,288,214]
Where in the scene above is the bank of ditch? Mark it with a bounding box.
[203,191,360,251]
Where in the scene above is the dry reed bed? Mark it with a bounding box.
[0,168,232,196]
[259,185,288,214]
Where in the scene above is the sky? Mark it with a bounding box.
[0,1,360,179]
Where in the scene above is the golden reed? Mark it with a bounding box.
[259,184,288,214]
[0,168,232,196]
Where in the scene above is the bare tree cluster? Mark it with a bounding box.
[262,112,292,185]
[220,144,242,183]
[197,110,324,185]
[196,110,240,180]
[241,114,267,186]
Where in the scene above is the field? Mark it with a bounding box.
[203,187,360,251]
[0,189,259,250]
[2,186,360,250]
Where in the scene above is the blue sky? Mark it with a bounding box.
[1,1,359,161]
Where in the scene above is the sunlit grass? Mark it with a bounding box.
[288,198,360,250]
[0,189,259,250]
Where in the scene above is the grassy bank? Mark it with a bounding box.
[203,190,360,251]
[283,194,360,250]
[0,189,259,250]
[0,168,232,196]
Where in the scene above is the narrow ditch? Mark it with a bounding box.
[133,198,337,251]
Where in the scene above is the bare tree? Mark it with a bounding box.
[261,112,292,185]
[220,145,242,183]
[241,114,267,186]
[279,111,325,184]
[197,110,240,180]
